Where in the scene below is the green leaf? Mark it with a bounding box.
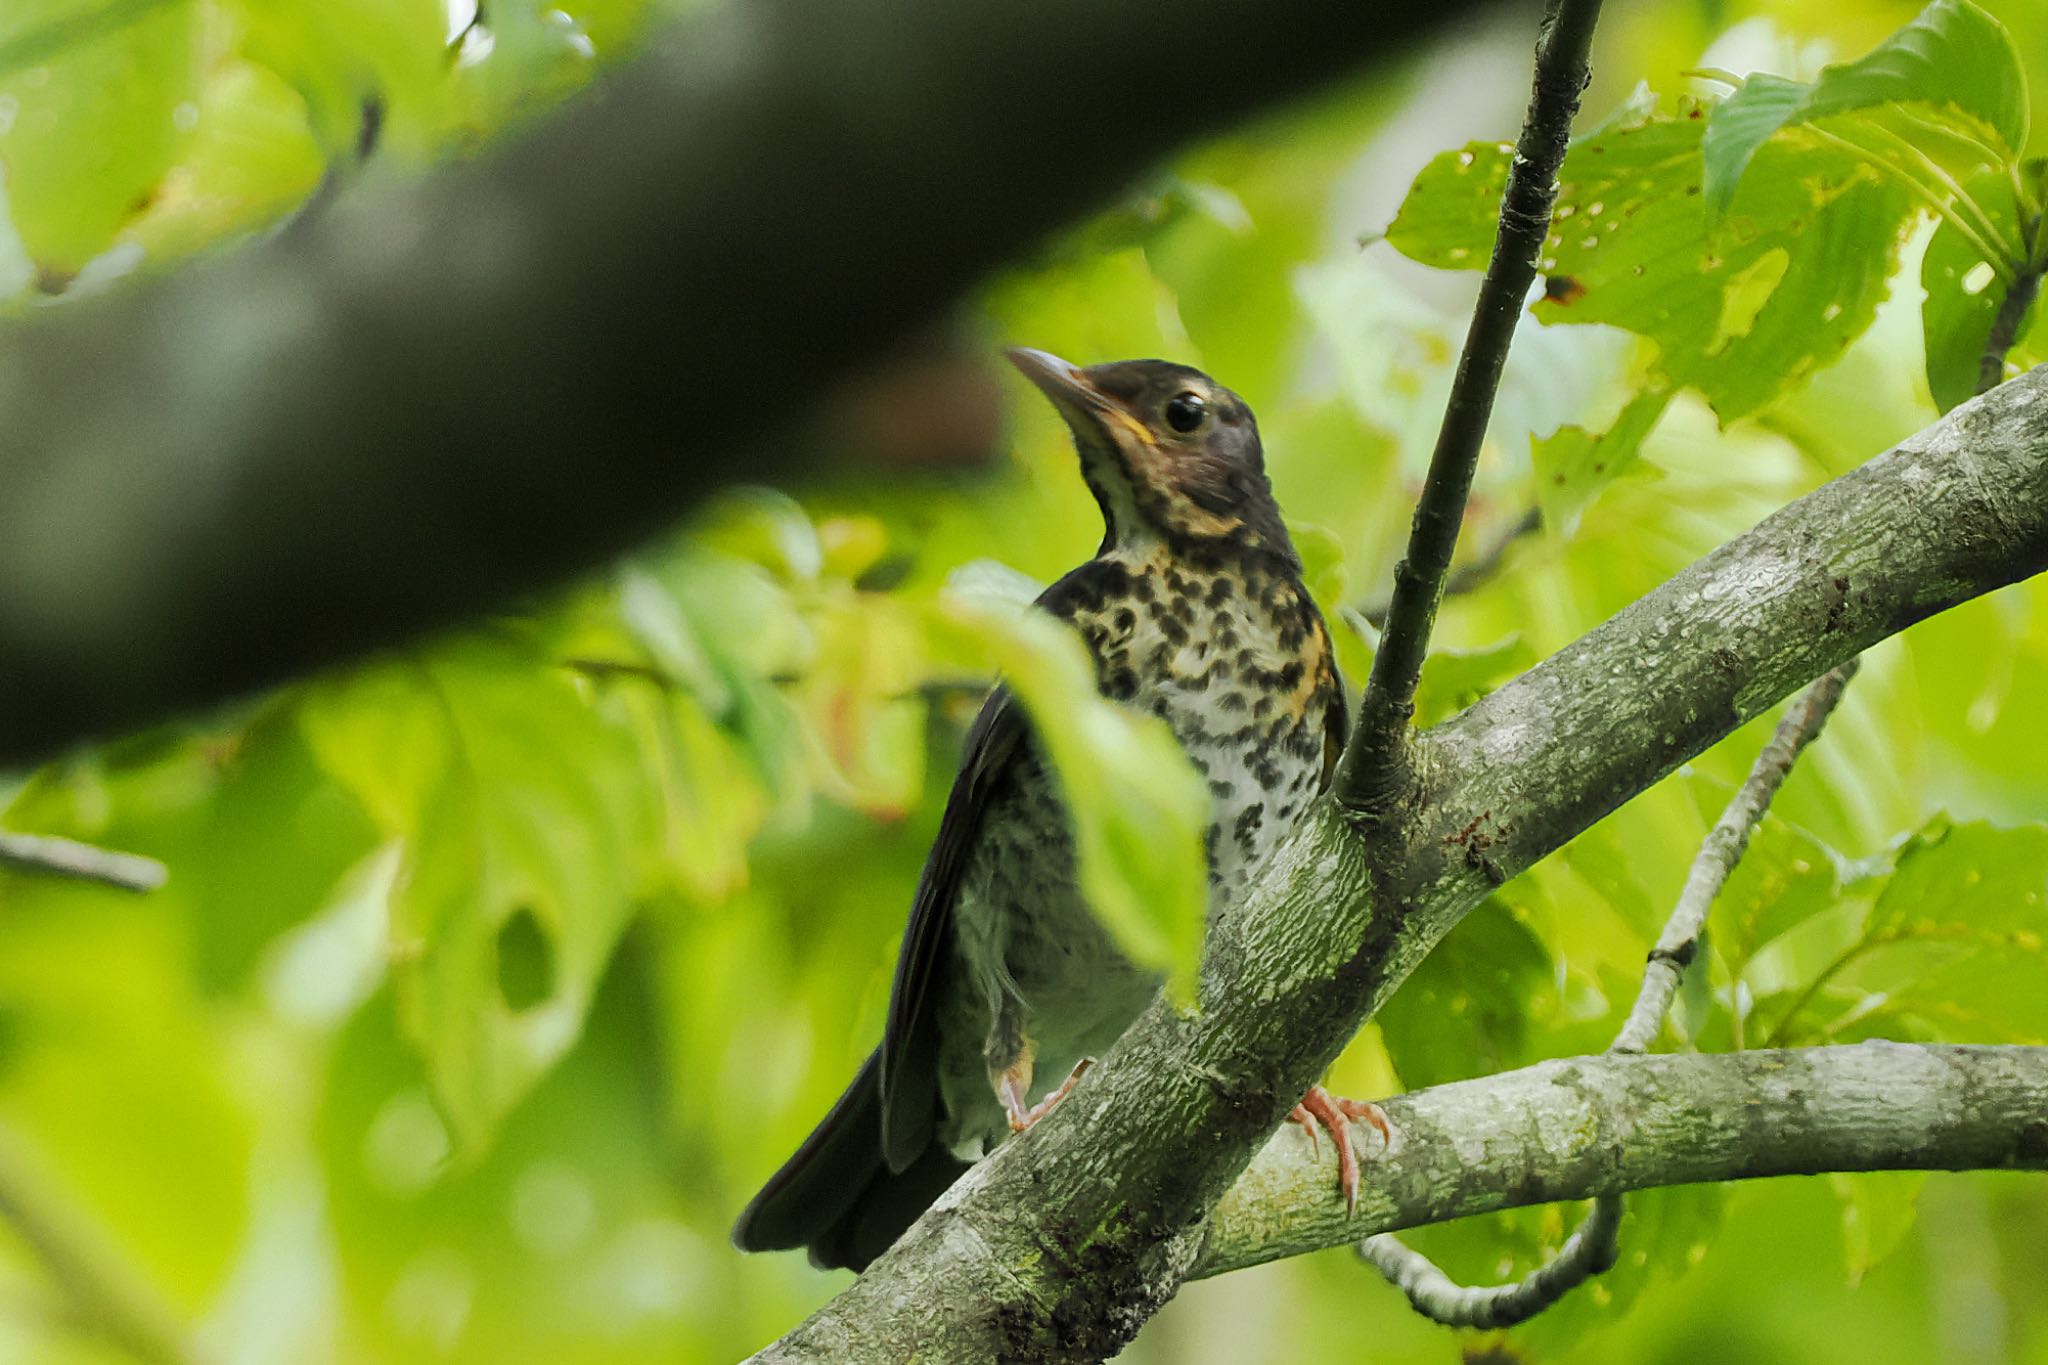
[299,639,660,1155]
[0,0,202,273]
[933,588,1210,1002]
[1923,160,2048,411]
[1412,635,1536,728]
[1831,1171,1926,1285]
[1532,383,1674,531]
[1376,897,1551,1088]
[1781,817,2048,1044]
[1702,0,2030,216]
[1700,794,1849,975]
[1387,117,1911,422]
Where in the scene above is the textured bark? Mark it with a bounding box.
[745,368,2048,1362]
[0,0,1506,769]
[1197,1044,2048,1278]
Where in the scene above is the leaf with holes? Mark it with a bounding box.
[300,637,660,1155]
[1386,114,1910,422]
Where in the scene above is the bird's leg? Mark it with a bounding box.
[1289,1085,1393,1213]
[1006,1058,1092,1132]
[986,996,1092,1133]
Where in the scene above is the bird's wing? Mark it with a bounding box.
[878,685,1030,1171]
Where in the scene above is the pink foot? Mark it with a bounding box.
[1002,1058,1094,1133]
[1289,1085,1393,1212]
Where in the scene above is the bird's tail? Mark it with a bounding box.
[731,1049,970,1271]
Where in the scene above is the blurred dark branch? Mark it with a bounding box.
[0,0,1508,770]
[1340,0,1600,809]
[0,831,167,893]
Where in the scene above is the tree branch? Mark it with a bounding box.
[0,0,1509,771]
[1359,659,1857,1327]
[744,368,2048,1361]
[1341,0,1601,808]
[1193,1044,2048,1278]
[0,831,167,893]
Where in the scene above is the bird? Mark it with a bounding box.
[732,348,1388,1271]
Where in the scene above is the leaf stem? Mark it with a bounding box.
[1339,0,1603,812]
[1979,260,2042,394]
[1804,126,2018,285]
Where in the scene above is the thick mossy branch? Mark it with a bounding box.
[1197,1044,2048,1278]
[0,0,1500,770]
[746,373,2048,1362]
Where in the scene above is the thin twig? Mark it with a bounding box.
[1361,661,1857,1327]
[0,832,166,893]
[0,1133,199,1365]
[1358,507,1541,627]
[1339,0,1602,809]
[1358,1196,1620,1329]
[1614,660,1858,1052]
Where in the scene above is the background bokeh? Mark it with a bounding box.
[0,0,2044,1360]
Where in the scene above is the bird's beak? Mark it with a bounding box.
[1006,347,1114,419]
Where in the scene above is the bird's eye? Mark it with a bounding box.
[1163,391,1207,433]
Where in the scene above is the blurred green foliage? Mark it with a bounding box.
[0,0,2045,1362]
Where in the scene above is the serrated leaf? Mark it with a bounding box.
[1793,818,2048,1044]
[933,589,1209,1002]
[300,639,659,1155]
[1702,0,2029,215]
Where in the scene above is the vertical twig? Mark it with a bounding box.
[1339,0,1603,810]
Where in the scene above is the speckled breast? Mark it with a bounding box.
[934,545,1341,1155]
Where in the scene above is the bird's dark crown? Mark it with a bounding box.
[1007,350,1298,568]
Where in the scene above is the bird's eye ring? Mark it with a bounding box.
[1164,391,1207,433]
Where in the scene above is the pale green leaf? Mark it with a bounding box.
[0,0,201,272]
[1532,383,1674,531]
[300,639,660,1154]
[933,589,1209,1002]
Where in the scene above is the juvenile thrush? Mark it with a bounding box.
[733,349,1386,1270]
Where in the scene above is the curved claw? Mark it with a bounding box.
[1290,1085,1393,1213]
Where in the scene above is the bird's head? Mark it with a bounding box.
[1007,349,1295,564]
